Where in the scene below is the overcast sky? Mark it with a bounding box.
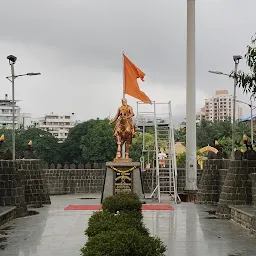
[0,0,255,124]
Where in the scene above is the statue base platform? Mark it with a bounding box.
[101,161,144,203]
[113,157,132,163]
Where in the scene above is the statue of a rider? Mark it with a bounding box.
[109,98,136,161]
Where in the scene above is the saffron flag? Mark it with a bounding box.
[124,54,151,103]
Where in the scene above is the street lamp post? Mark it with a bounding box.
[208,55,242,160]
[6,55,41,161]
[232,55,242,159]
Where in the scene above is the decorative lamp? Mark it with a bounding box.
[28,140,32,147]
[0,134,5,144]
[243,135,248,144]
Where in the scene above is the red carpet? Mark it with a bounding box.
[64,204,173,211]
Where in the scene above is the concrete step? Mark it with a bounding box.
[0,206,16,227]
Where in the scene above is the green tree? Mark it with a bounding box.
[80,119,116,163]
[0,128,60,163]
[236,33,256,94]
[16,128,60,163]
[176,152,186,168]
[130,133,155,162]
[174,128,186,143]
[196,120,216,148]
[59,122,91,164]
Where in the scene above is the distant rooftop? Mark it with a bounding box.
[216,90,228,95]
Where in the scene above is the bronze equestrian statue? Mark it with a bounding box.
[109,98,136,161]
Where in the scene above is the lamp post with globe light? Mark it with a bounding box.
[6,55,41,161]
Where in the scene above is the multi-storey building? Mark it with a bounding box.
[35,113,76,142]
[196,107,206,123]
[0,94,22,129]
[204,90,243,122]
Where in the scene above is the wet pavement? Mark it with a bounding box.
[0,194,256,256]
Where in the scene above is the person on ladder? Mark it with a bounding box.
[158,148,167,168]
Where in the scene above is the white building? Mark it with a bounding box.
[35,113,76,142]
[204,90,243,122]
[196,107,206,123]
[0,94,22,129]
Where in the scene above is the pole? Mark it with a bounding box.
[122,52,125,98]
[185,0,197,192]
[251,95,254,147]
[122,52,125,158]
[232,62,238,160]
[10,63,15,161]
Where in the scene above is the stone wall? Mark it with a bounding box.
[41,167,203,195]
[230,206,256,235]
[251,173,256,207]
[216,160,255,219]
[42,169,105,195]
[18,160,51,206]
[196,159,229,205]
[0,161,27,217]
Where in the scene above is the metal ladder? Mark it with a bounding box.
[136,101,180,203]
[156,103,180,203]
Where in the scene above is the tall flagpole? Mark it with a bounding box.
[123,52,125,98]
[122,51,125,158]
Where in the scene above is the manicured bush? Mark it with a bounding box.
[81,229,166,256]
[102,193,142,216]
[81,193,167,256]
[85,210,149,238]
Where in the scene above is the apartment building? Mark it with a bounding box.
[204,90,243,122]
[36,113,76,142]
[0,94,22,129]
[196,107,206,123]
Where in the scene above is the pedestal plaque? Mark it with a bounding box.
[101,162,144,202]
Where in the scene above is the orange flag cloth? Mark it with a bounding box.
[124,54,151,103]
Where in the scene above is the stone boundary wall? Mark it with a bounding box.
[250,173,256,207]
[216,160,255,219]
[196,159,229,205]
[0,161,27,217]
[42,169,105,195]
[41,168,204,195]
[18,160,51,206]
[43,163,105,170]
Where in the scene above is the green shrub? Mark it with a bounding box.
[85,210,149,238]
[102,193,142,216]
[81,229,166,256]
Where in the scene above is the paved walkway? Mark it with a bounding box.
[0,194,256,256]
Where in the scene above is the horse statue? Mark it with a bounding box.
[109,98,136,161]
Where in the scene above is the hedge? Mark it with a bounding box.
[102,193,142,216]
[85,210,149,238]
[81,229,166,256]
[81,193,167,256]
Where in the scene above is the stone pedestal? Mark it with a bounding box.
[101,162,144,202]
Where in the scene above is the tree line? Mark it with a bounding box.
[0,118,252,165]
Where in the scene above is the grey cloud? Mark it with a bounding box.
[0,0,255,121]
